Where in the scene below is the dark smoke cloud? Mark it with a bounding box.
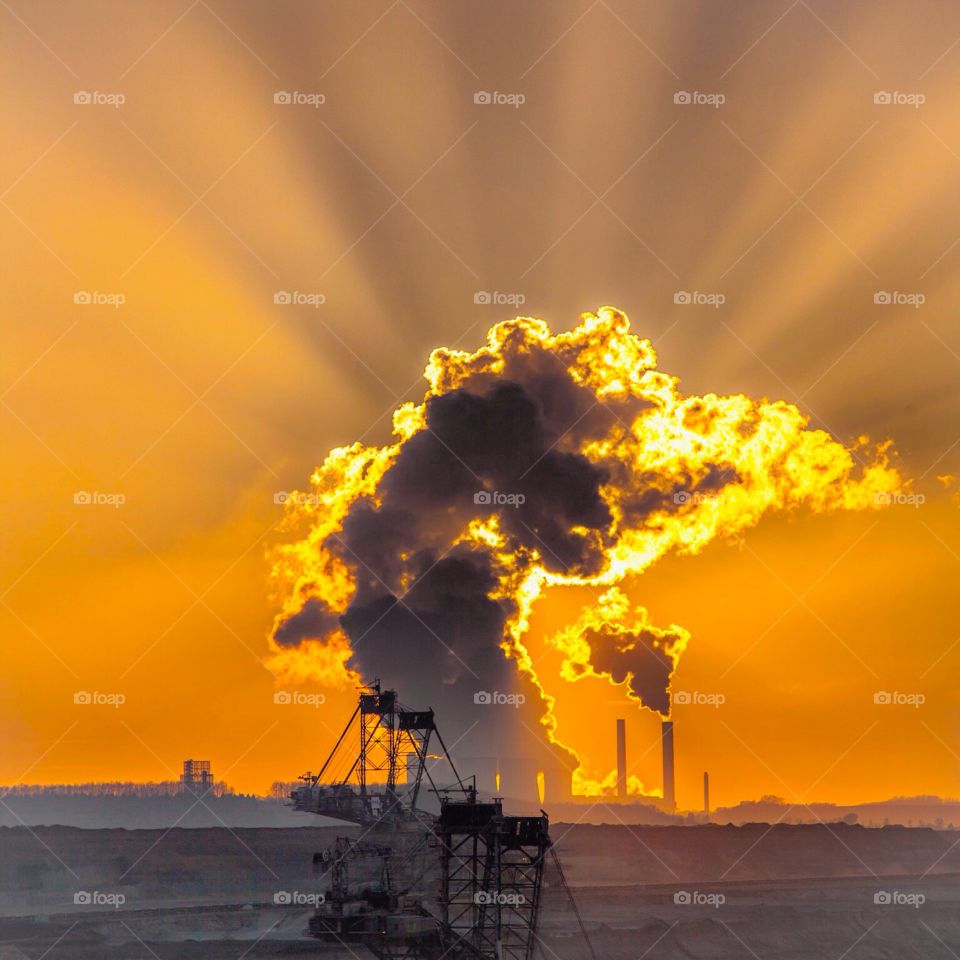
[333,378,617,607]
[274,336,731,787]
[584,626,682,718]
[274,365,634,782]
[328,376,619,777]
[274,597,338,647]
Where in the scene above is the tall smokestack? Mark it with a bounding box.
[661,720,675,811]
[703,771,710,816]
[616,719,626,799]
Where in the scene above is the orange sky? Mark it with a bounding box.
[2,1,960,808]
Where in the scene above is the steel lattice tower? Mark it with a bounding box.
[438,792,550,960]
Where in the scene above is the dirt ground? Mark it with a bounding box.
[0,822,957,958]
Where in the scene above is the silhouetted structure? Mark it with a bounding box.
[180,759,213,794]
[290,680,461,826]
[297,681,586,959]
[616,719,627,799]
[661,722,675,811]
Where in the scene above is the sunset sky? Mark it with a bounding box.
[2,0,960,809]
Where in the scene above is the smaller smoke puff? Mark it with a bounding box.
[549,588,688,718]
[267,307,903,793]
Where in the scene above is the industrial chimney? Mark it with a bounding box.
[703,771,710,817]
[616,719,626,799]
[661,721,675,811]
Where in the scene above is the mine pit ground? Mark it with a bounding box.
[1,822,957,958]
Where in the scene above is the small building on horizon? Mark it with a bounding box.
[180,759,213,793]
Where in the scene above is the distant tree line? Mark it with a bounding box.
[1,781,235,798]
[267,781,302,801]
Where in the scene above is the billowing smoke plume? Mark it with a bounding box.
[549,588,689,718]
[267,308,901,795]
